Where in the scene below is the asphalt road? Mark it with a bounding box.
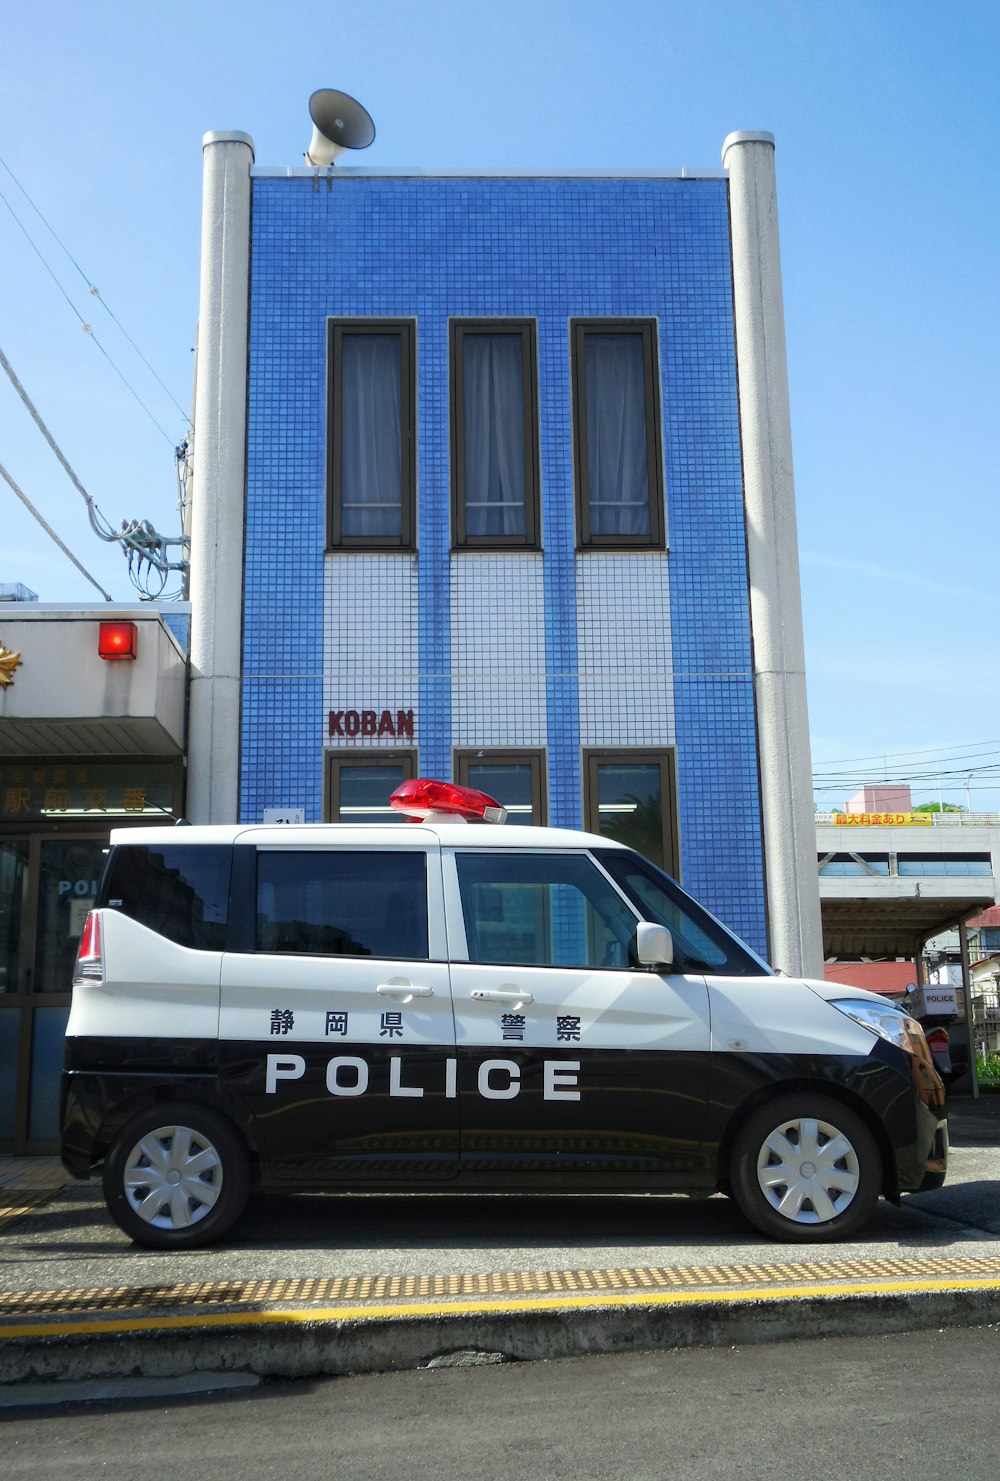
[5,1325,1000,1480]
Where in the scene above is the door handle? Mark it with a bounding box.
[470,989,534,1005]
[376,983,433,998]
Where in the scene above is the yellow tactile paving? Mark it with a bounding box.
[2,1254,1000,1332]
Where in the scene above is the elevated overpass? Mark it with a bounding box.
[816,812,1000,1088]
[816,812,998,959]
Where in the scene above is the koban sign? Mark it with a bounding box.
[328,708,415,739]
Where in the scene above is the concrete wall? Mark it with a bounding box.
[0,605,187,755]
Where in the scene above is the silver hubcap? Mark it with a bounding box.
[756,1115,861,1225]
[123,1124,223,1230]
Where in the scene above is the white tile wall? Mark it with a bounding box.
[451,554,547,746]
[323,555,419,747]
[576,553,675,746]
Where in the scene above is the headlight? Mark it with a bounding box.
[830,998,928,1054]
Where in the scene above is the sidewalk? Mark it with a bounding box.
[1,1096,998,1393]
[0,1156,71,1235]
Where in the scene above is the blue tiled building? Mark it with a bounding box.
[189,131,823,972]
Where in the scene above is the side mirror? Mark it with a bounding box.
[635,921,674,968]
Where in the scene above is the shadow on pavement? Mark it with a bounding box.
[5,1179,995,1261]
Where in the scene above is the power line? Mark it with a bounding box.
[813,763,1000,785]
[0,152,189,424]
[0,342,117,537]
[1,341,188,598]
[0,459,112,601]
[0,179,178,445]
[813,740,1000,767]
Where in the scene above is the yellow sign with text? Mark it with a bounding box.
[834,812,933,827]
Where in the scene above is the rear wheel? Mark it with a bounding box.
[729,1094,882,1243]
[103,1103,250,1249]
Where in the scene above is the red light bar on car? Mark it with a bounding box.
[389,778,507,824]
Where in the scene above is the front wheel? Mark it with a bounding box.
[729,1094,882,1243]
[103,1103,250,1250]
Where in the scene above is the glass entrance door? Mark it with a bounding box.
[0,832,109,1152]
[0,840,29,1143]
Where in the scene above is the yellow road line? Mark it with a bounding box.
[2,1275,999,1341]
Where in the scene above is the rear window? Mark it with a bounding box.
[255,850,428,959]
[98,844,232,951]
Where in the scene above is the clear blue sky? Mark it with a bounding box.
[1,1,997,808]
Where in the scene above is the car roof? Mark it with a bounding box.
[108,822,627,851]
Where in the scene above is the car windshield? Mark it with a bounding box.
[592,848,771,977]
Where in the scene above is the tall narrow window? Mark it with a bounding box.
[584,750,678,876]
[326,754,416,823]
[328,320,415,549]
[451,320,539,548]
[571,320,664,549]
[455,750,547,825]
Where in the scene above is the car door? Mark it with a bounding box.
[219,832,459,1183]
[444,847,712,1188]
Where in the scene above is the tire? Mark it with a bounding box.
[103,1103,251,1250]
[729,1094,882,1243]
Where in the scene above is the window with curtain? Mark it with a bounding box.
[328,320,415,549]
[450,320,539,548]
[571,320,664,549]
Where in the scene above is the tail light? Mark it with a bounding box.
[75,910,105,982]
[925,1028,950,1054]
[389,778,507,824]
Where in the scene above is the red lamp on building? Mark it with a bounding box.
[98,621,137,661]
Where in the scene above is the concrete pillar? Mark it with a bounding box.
[187,131,254,823]
[722,130,824,979]
[958,920,981,1098]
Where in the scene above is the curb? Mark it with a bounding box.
[3,1282,999,1389]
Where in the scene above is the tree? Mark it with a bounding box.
[913,801,967,813]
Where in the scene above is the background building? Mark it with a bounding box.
[817,784,1000,1085]
[186,111,823,978]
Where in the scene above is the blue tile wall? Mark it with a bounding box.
[245,174,767,954]
[160,610,190,654]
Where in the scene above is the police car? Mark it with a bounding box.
[61,778,947,1250]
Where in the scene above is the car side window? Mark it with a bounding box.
[455,851,638,969]
[98,844,232,951]
[593,847,767,975]
[255,850,428,959]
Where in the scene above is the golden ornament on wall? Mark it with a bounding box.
[0,642,23,687]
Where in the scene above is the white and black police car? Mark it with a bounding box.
[61,778,947,1249]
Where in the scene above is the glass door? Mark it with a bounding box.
[0,839,29,1143]
[0,831,109,1153]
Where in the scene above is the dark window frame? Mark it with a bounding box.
[324,751,418,823]
[449,319,540,550]
[454,749,547,825]
[583,748,679,878]
[570,318,665,551]
[326,318,416,552]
